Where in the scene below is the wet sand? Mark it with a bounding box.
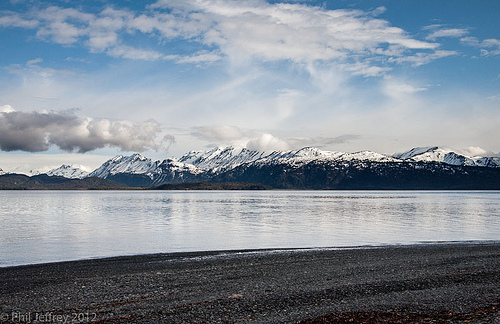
[1,243,499,323]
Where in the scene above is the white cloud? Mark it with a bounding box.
[425,27,468,41]
[384,82,427,96]
[107,45,165,61]
[1,0,451,73]
[35,6,92,44]
[191,125,290,152]
[461,36,500,56]
[174,0,438,64]
[173,51,222,64]
[340,62,391,77]
[456,146,488,157]
[0,13,38,28]
[0,105,15,113]
[388,50,457,67]
[26,57,43,65]
[481,39,500,56]
[246,133,289,152]
[460,36,480,47]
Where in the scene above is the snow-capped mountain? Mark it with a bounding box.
[150,159,206,185]
[260,147,399,166]
[88,153,161,179]
[0,168,4,176]
[86,153,206,187]
[393,146,500,167]
[46,164,90,179]
[475,157,500,168]
[178,146,268,172]
[88,146,500,183]
[30,145,500,189]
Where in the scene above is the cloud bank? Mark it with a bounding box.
[0,107,172,153]
[0,0,452,75]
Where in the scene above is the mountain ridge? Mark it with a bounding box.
[2,146,499,189]
[46,164,90,179]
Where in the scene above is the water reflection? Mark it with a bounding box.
[0,191,499,266]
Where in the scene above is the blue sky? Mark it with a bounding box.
[0,0,499,172]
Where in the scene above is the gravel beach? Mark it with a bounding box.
[1,243,499,323]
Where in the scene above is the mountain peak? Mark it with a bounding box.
[46,164,90,179]
[178,146,266,171]
[393,146,441,160]
[392,146,483,166]
[130,153,148,160]
[292,146,325,157]
[29,145,499,187]
[88,153,159,179]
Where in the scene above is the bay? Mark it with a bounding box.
[1,190,499,267]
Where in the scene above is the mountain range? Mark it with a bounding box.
[1,146,500,190]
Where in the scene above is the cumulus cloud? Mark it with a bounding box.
[0,108,172,153]
[456,146,488,157]
[246,133,289,152]
[0,105,15,113]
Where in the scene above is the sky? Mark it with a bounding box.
[0,0,499,173]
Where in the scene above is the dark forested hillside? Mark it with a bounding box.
[0,174,127,190]
[213,161,500,190]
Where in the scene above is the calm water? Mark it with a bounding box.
[1,190,499,267]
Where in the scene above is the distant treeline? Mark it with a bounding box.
[0,174,126,190]
[2,160,500,190]
[0,174,269,190]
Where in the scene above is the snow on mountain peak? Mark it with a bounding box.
[46,164,90,179]
[393,146,440,160]
[265,147,337,160]
[88,154,160,178]
[262,147,399,164]
[28,145,500,186]
[130,153,148,161]
[179,146,267,171]
[289,147,331,158]
[341,151,400,162]
[392,146,494,166]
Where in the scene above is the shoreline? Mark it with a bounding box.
[1,242,499,323]
[3,240,499,269]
